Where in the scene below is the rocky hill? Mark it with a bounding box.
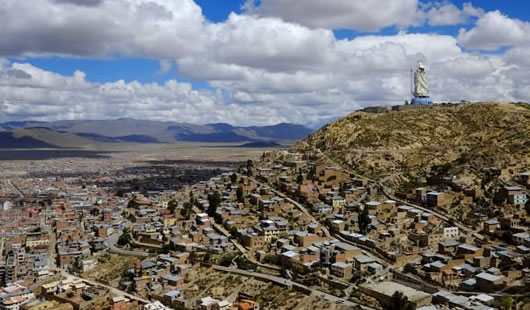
[300,102,530,188]
[0,127,99,149]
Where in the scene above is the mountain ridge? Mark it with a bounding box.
[0,119,313,148]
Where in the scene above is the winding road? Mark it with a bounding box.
[212,265,376,310]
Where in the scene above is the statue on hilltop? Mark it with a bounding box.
[411,60,433,104]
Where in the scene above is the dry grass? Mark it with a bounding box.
[82,254,138,287]
[301,102,530,185]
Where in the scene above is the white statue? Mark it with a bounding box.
[414,61,429,97]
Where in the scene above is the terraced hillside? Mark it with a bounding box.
[300,102,530,187]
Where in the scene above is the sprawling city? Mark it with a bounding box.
[1,114,529,310]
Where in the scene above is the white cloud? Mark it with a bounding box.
[458,11,530,50]
[462,2,485,18]
[0,0,207,58]
[0,62,350,126]
[504,45,530,68]
[243,0,422,31]
[205,13,336,73]
[427,2,484,26]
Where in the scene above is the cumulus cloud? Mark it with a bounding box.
[205,13,336,73]
[458,11,530,50]
[7,69,32,79]
[427,2,484,26]
[243,0,422,31]
[54,0,104,7]
[0,62,350,126]
[0,0,207,58]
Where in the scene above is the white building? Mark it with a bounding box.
[443,227,459,239]
[312,203,332,214]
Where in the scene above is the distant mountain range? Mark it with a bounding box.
[0,119,313,148]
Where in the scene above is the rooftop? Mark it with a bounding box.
[361,282,431,302]
[476,272,504,282]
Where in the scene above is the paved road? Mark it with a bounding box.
[109,246,149,257]
[212,265,376,310]
[7,180,25,198]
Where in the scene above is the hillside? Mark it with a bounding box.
[5,128,99,149]
[0,131,59,149]
[300,102,530,187]
[0,119,312,144]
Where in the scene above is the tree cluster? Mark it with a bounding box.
[127,197,140,209]
[207,191,221,217]
[358,208,370,234]
[167,199,178,213]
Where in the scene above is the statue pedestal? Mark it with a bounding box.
[411,96,433,105]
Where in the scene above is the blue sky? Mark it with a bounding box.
[1,0,529,125]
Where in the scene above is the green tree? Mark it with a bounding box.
[297,169,304,184]
[246,160,254,175]
[229,227,239,238]
[236,186,244,203]
[358,208,370,234]
[68,256,83,275]
[230,173,238,184]
[167,199,178,213]
[386,291,413,310]
[220,253,236,267]
[403,263,415,274]
[189,251,196,263]
[203,250,212,263]
[308,166,316,181]
[127,197,140,209]
[263,254,280,265]
[89,208,100,216]
[116,188,125,197]
[493,189,507,206]
[181,201,194,218]
[502,231,514,245]
[117,228,132,247]
[497,295,513,310]
[235,256,257,271]
[161,243,172,254]
[431,163,453,176]
[207,191,221,217]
